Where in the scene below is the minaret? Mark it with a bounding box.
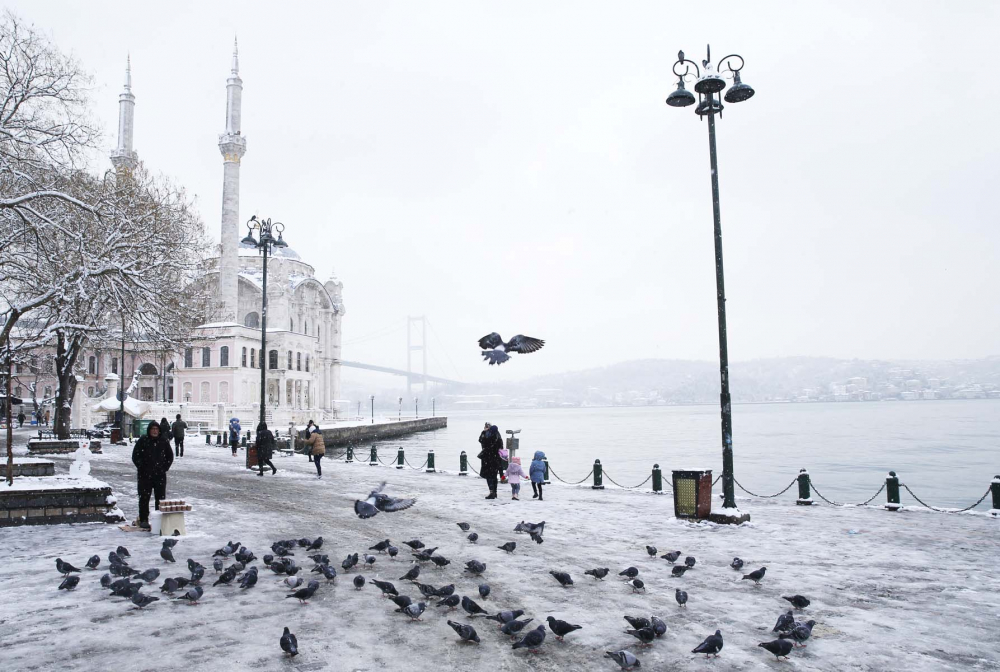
[217,38,246,323]
[109,56,138,172]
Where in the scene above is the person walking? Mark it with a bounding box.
[158,418,173,445]
[256,421,277,476]
[17,411,24,427]
[229,417,241,457]
[478,423,503,499]
[303,426,325,478]
[170,413,187,457]
[529,450,546,501]
[131,421,174,530]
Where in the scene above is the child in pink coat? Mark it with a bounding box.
[505,456,527,500]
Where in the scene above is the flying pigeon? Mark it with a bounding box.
[512,624,547,652]
[585,567,610,580]
[626,627,655,647]
[645,546,657,558]
[498,542,516,554]
[546,616,582,640]
[399,565,421,582]
[401,602,426,621]
[131,592,159,609]
[692,630,724,657]
[628,579,646,593]
[779,620,815,647]
[160,546,175,563]
[436,594,460,610]
[353,575,366,590]
[465,560,486,575]
[85,555,100,570]
[58,575,80,590]
[486,609,525,625]
[501,618,535,639]
[619,567,639,580]
[783,595,811,610]
[461,595,488,617]
[730,557,744,571]
[160,578,179,594]
[457,522,471,531]
[467,533,479,543]
[684,556,696,568]
[174,586,203,604]
[661,551,681,563]
[370,579,398,597]
[650,616,667,637]
[162,539,178,549]
[430,555,451,569]
[479,333,545,366]
[550,571,573,587]
[675,589,688,607]
[773,610,795,633]
[448,620,481,644]
[402,540,425,550]
[672,566,689,577]
[478,584,490,600]
[139,568,160,583]
[280,627,298,657]
[758,638,794,660]
[116,546,131,559]
[354,482,416,519]
[391,595,413,611]
[625,615,652,631]
[605,650,642,670]
[742,567,767,585]
[55,558,81,575]
[370,540,392,554]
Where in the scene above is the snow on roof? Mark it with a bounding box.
[92,396,151,417]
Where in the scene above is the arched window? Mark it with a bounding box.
[199,381,210,402]
[268,350,278,370]
[202,347,211,367]
[297,352,302,371]
[250,348,255,368]
[220,346,230,367]
[244,312,260,328]
[88,356,96,374]
[139,363,158,376]
[219,381,229,403]
[183,382,192,401]
[184,348,193,368]
[305,354,310,372]
[287,351,293,369]
[241,347,247,367]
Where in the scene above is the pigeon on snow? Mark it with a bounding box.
[773,610,795,633]
[436,594,460,610]
[462,595,489,616]
[160,546,175,563]
[58,575,80,590]
[457,522,471,531]
[401,602,426,620]
[628,579,646,593]
[742,567,767,585]
[730,557,744,571]
[465,560,486,575]
[399,565,421,582]
[626,627,655,647]
[55,558,81,575]
[759,638,794,660]
[672,566,689,577]
[546,616,582,640]
[479,333,545,366]
[692,630,724,657]
[675,589,688,607]
[645,546,657,557]
[783,594,811,610]
[85,555,100,569]
[501,618,534,638]
[280,627,298,657]
[353,575,366,590]
[605,650,641,669]
[467,532,479,543]
[498,542,516,554]
[512,624,547,651]
[486,609,525,625]
[370,539,392,554]
[619,567,639,580]
[779,620,815,647]
[354,481,416,519]
[585,567,610,580]
[131,592,159,609]
[448,620,481,643]
[684,556,696,568]
[650,616,667,637]
[478,584,491,600]
[661,550,681,563]
[550,571,573,587]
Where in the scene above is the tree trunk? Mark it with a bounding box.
[5,335,13,486]
[53,331,83,440]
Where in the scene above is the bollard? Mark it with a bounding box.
[990,475,1000,517]
[396,446,404,469]
[346,445,354,463]
[796,468,813,505]
[592,459,604,490]
[241,434,248,448]
[542,457,550,485]
[459,451,468,476]
[885,471,901,511]
[216,434,222,445]
[369,445,378,466]
[205,433,211,445]
[426,448,436,473]
[652,464,663,493]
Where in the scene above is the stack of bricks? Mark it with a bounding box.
[159,499,192,513]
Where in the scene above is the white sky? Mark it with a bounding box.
[10,1,1000,384]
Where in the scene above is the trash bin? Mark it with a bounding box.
[132,418,154,438]
[110,428,121,444]
[672,469,713,520]
[246,443,259,470]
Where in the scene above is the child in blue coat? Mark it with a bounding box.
[529,450,546,500]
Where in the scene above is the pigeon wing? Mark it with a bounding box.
[482,350,511,366]
[378,496,416,513]
[478,333,504,350]
[504,335,545,354]
[354,496,380,519]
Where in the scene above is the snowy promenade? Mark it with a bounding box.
[1,441,997,671]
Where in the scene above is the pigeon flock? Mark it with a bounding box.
[48,486,820,667]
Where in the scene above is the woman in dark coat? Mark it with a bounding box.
[478,423,503,500]
[256,421,277,476]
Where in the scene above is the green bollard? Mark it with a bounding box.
[426,449,436,473]
[459,451,468,476]
[241,434,248,448]
[652,464,663,493]
[369,445,378,466]
[346,445,354,463]
[542,457,550,485]
[397,446,405,469]
[796,468,813,505]
[885,471,901,511]
[592,459,604,490]
[216,434,222,445]
[990,475,1000,517]
[205,433,211,445]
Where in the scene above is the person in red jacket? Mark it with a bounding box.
[131,421,174,530]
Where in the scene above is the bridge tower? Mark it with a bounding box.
[406,315,428,398]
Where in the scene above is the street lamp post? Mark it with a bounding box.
[414,397,418,419]
[666,45,755,519]
[397,396,402,421]
[370,395,375,424]
[432,397,435,417]
[241,215,288,434]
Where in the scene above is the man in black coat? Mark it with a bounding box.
[131,421,174,530]
[478,423,503,500]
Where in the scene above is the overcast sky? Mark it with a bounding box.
[10,1,1000,384]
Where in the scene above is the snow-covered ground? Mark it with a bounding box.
[1,438,998,671]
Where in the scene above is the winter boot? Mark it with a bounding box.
[485,490,497,500]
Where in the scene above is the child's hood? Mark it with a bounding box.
[512,456,521,465]
[532,450,545,461]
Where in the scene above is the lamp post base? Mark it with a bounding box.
[709,508,751,525]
